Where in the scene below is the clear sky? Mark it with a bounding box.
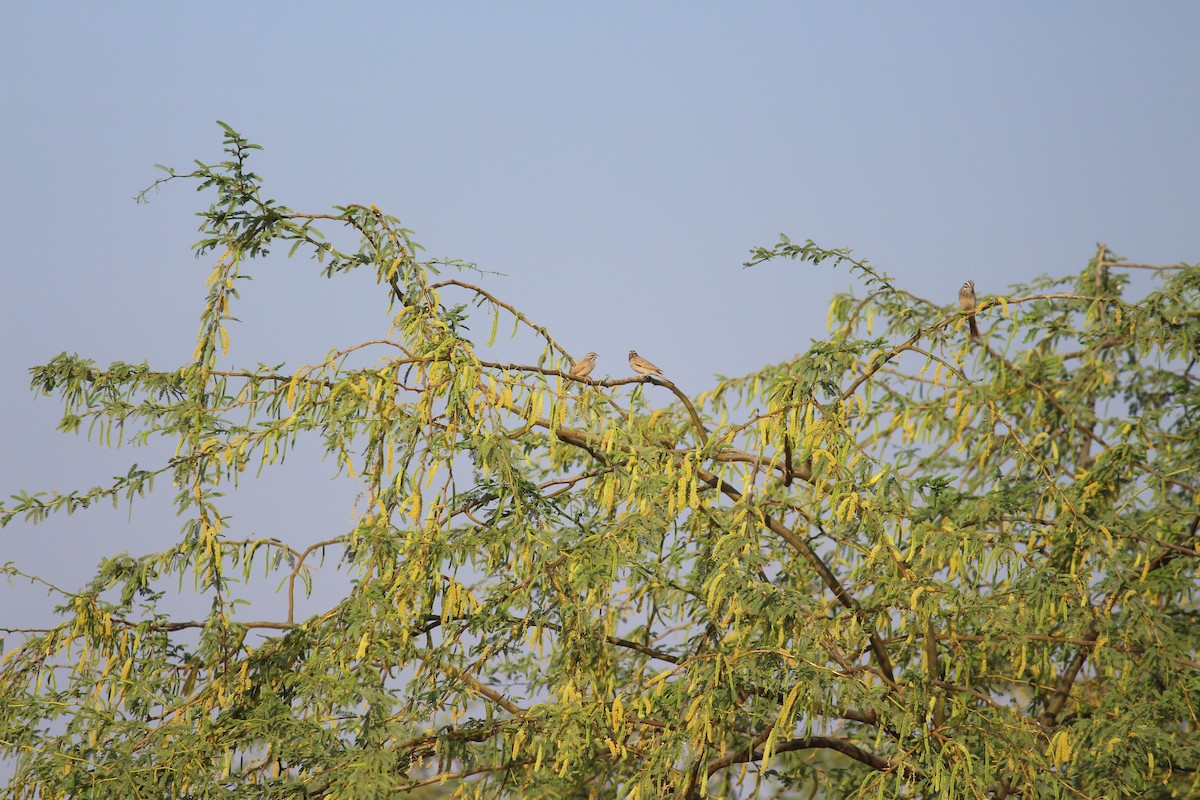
[2,4,1198,623]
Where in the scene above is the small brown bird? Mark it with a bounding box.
[628,350,663,377]
[569,352,598,379]
[958,280,980,340]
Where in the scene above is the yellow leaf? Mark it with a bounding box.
[355,630,371,660]
[611,695,625,728]
[1056,729,1071,764]
[644,667,675,690]
[706,571,726,609]
[385,257,404,281]
[511,727,527,759]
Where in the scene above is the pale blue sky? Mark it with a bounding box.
[2,4,1198,620]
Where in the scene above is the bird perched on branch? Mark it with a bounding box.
[958,280,980,340]
[569,352,598,379]
[628,350,664,377]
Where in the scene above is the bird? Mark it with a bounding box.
[628,350,664,377]
[958,280,980,340]
[568,352,598,379]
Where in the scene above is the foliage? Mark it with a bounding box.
[3,124,1199,799]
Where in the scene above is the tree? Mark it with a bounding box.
[2,124,1199,799]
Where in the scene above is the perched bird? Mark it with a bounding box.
[958,280,980,340]
[569,352,599,379]
[628,350,664,377]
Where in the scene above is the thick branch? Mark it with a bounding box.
[707,732,922,781]
[644,375,710,447]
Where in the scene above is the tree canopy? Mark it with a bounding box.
[3,125,1199,799]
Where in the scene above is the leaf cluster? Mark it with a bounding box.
[3,128,1199,799]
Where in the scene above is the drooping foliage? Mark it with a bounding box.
[3,125,1199,799]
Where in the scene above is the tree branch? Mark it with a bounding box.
[706,732,923,782]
